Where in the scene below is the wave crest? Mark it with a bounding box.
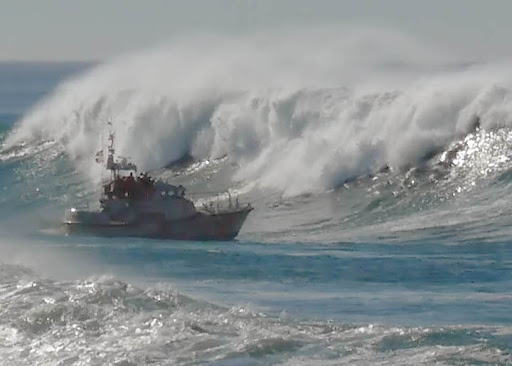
[5,31,512,195]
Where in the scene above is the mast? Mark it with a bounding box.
[106,121,117,179]
[95,120,138,185]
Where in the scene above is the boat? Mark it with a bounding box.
[63,124,253,240]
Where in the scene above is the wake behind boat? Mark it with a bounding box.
[63,124,253,240]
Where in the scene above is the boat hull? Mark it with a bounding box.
[63,208,252,241]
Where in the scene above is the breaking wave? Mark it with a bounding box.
[1,262,511,366]
[4,29,512,198]
[3,35,512,364]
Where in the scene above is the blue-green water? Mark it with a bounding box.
[2,56,512,365]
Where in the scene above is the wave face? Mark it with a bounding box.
[3,30,512,365]
[5,31,512,244]
[8,30,512,197]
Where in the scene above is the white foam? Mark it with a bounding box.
[6,29,512,195]
[1,262,510,366]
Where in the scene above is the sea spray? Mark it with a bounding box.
[5,29,512,195]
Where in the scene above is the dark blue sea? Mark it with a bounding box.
[2,39,512,365]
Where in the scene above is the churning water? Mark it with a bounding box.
[2,31,512,365]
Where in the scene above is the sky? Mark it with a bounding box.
[2,0,512,61]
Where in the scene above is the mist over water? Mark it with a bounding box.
[2,29,512,365]
[8,29,512,196]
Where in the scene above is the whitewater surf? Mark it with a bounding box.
[2,31,512,365]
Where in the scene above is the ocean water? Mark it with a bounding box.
[2,33,512,365]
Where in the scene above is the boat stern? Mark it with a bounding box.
[63,207,110,225]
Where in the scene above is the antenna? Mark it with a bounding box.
[100,120,104,188]
[105,119,117,177]
[107,120,115,155]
